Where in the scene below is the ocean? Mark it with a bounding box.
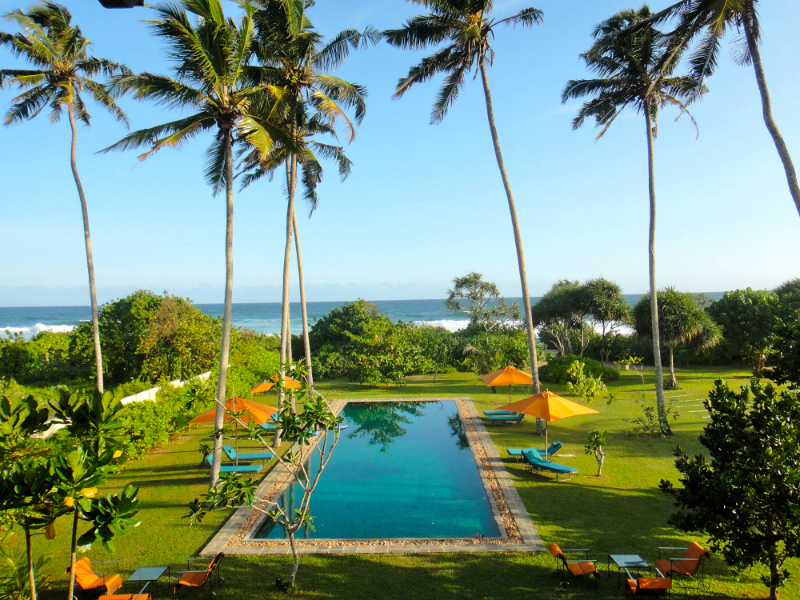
[0,293,724,340]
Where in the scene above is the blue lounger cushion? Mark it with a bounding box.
[522,449,577,476]
[205,455,263,473]
[223,444,273,461]
[483,410,517,416]
[486,413,525,422]
[507,441,563,458]
[260,423,277,431]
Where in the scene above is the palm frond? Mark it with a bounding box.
[81,78,129,128]
[310,140,352,180]
[100,113,215,157]
[431,55,469,124]
[496,7,544,28]
[3,84,54,125]
[109,72,207,110]
[392,44,458,100]
[384,14,462,51]
[314,26,381,71]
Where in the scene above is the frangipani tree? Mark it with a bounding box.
[563,5,702,435]
[0,1,130,393]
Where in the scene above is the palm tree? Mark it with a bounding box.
[384,1,546,433]
[563,6,702,435]
[249,0,377,430]
[643,0,800,219]
[0,1,130,394]
[633,288,721,388]
[104,0,283,486]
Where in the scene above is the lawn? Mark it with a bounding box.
[11,366,797,600]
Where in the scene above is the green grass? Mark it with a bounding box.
[10,366,797,599]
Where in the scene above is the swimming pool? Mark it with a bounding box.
[254,400,500,540]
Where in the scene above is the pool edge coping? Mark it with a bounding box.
[200,397,543,556]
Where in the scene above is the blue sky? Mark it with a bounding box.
[1,0,798,307]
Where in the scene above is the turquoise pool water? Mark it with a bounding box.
[254,400,500,540]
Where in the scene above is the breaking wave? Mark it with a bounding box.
[2,323,76,339]
[413,319,470,332]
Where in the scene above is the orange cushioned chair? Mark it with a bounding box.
[625,567,672,596]
[548,543,600,589]
[98,593,151,600]
[174,552,224,597]
[654,542,710,582]
[71,557,123,596]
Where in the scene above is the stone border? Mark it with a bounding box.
[201,397,542,556]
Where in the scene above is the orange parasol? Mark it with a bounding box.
[251,375,301,394]
[481,366,534,401]
[498,390,599,456]
[191,397,277,464]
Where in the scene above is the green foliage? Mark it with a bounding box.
[539,355,618,385]
[708,288,780,372]
[661,379,800,598]
[446,273,520,340]
[75,484,141,552]
[531,281,584,356]
[566,361,607,403]
[0,548,50,600]
[633,289,721,351]
[775,278,800,318]
[770,320,800,390]
[0,331,83,384]
[584,429,607,476]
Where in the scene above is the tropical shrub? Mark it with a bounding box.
[539,354,619,384]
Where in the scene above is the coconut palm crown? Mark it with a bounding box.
[0,1,131,395]
[103,0,288,487]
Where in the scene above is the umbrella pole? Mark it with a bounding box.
[545,423,549,459]
[235,422,239,466]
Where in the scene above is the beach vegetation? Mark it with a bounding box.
[582,278,630,361]
[564,5,702,436]
[446,273,521,344]
[531,280,584,356]
[0,1,131,394]
[538,354,618,385]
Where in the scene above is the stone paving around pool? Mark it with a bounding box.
[201,397,544,556]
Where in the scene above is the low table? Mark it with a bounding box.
[127,565,170,595]
[608,554,649,587]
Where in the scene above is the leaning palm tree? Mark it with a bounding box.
[641,0,800,219]
[0,2,130,393]
[103,0,283,486]
[563,6,703,435]
[384,1,546,433]
[249,0,377,432]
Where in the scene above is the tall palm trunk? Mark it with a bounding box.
[67,104,103,393]
[478,63,544,435]
[293,208,314,386]
[644,109,670,435]
[210,128,235,487]
[276,140,297,444]
[743,8,800,219]
[668,346,678,389]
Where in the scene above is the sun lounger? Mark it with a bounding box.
[223,444,273,462]
[483,410,517,417]
[70,557,123,596]
[485,413,525,423]
[205,455,262,473]
[507,441,563,459]
[522,448,577,481]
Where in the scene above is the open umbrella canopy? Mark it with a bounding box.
[499,390,599,457]
[190,397,277,424]
[499,390,599,421]
[251,375,301,394]
[480,366,533,387]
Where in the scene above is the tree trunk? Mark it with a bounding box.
[644,109,670,435]
[293,211,314,387]
[24,524,36,600]
[67,509,79,600]
[595,447,605,476]
[276,144,297,445]
[210,129,235,487]
[668,346,679,389]
[478,63,545,435]
[67,105,103,393]
[287,529,300,588]
[743,9,800,219]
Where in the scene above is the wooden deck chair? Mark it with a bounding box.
[69,557,123,596]
[174,552,224,597]
[625,568,672,596]
[548,543,600,589]
[654,542,710,582]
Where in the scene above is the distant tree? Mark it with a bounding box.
[446,273,520,344]
[385,2,546,434]
[633,288,721,388]
[774,278,800,317]
[564,6,701,435]
[661,378,800,600]
[707,288,780,373]
[531,281,583,356]
[770,320,800,391]
[0,2,131,393]
[585,429,607,476]
[581,278,630,361]
[650,0,800,219]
